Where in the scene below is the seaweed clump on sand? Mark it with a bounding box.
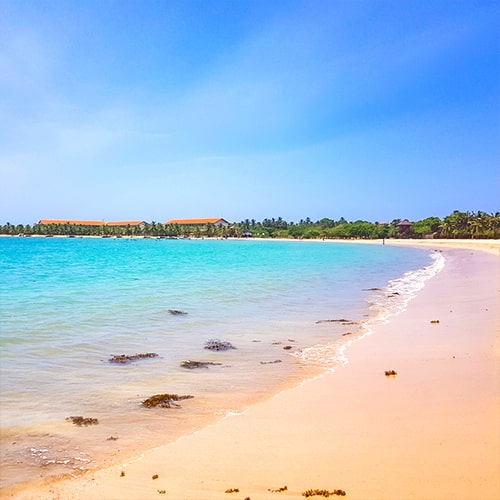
[225,488,239,493]
[66,416,99,426]
[269,485,288,492]
[180,360,222,369]
[109,353,159,364]
[385,370,397,377]
[142,394,194,408]
[204,339,236,351]
[302,489,346,497]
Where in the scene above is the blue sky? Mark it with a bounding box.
[1,0,499,225]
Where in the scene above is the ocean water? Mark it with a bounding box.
[0,237,443,488]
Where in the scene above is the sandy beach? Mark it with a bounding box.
[4,239,499,500]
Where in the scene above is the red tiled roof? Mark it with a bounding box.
[106,221,145,226]
[39,220,105,226]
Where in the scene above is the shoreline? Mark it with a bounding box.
[2,233,499,256]
[3,240,499,499]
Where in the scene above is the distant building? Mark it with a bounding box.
[106,221,146,228]
[38,220,105,226]
[165,218,230,227]
[398,220,413,235]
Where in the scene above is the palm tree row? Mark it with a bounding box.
[1,211,499,239]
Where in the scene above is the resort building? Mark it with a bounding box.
[165,218,230,227]
[38,220,105,226]
[106,221,146,228]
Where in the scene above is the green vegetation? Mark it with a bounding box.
[1,211,499,239]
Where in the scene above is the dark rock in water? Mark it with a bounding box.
[168,309,187,315]
[66,416,99,426]
[260,360,282,365]
[180,360,222,369]
[142,393,194,408]
[109,353,158,364]
[204,339,236,351]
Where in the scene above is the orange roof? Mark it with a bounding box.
[39,220,105,226]
[165,218,227,225]
[106,221,145,226]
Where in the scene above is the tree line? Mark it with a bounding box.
[1,211,499,239]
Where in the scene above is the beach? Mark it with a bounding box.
[3,239,499,500]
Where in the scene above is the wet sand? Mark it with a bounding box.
[4,240,499,499]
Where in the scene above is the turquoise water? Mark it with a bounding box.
[0,237,441,488]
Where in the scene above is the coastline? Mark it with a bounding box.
[3,240,499,499]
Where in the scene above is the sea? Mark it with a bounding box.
[0,237,444,489]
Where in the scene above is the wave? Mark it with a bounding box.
[293,250,446,371]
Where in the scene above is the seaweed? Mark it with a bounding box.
[225,488,239,493]
[152,474,159,480]
[158,490,166,494]
[283,345,293,350]
[109,352,158,364]
[269,485,288,492]
[316,319,350,324]
[180,360,222,369]
[168,309,187,315]
[204,339,236,351]
[260,360,282,365]
[302,489,346,497]
[430,320,440,324]
[106,436,118,441]
[120,471,125,477]
[384,370,397,377]
[65,416,99,426]
[142,394,194,408]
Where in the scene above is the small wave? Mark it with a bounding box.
[294,251,445,371]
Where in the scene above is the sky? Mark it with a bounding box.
[1,0,499,225]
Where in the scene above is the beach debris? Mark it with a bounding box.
[342,332,353,336]
[269,485,288,492]
[120,471,125,477]
[283,345,293,350]
[430,320,440,324]
[384,370,397,377]
[362,287,381,291]
[106,436,118,441]
[66,416,99,426]
[180,360,222,369]
[302,489,346,497]
[260,359,282,365]
[152,474,159,480]
[158,490,166,495]
[316,319,349,324]
[109,352,158,364]
[272,341,282,345]
[204,339,236,351]
[225,488,240,493]
[168,309,187,315]
[142,394,194,408]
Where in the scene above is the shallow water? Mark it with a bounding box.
[0,237,442,488]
